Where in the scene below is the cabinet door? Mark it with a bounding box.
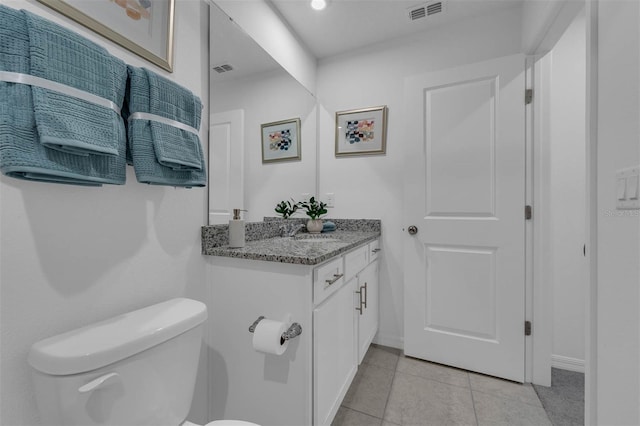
[314,279,358,425]
[357,260,379,364]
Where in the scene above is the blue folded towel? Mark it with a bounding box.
[25,11,127,157]
[147,71,203,171]
[322,221,336,233]
[125,66,206,187]
[0,6,127,186]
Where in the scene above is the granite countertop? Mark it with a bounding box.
[203,231,380,265]
[202,219,381,265]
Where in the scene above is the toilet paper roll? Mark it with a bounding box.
[252,319,289,355]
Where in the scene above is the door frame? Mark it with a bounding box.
[526,1,596,424]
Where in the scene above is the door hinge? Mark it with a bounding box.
[525,89,533,105]
[525,321,532,336]
[525,205,532,220]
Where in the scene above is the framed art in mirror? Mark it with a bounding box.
[335,105,388,157]
[261,118,301,163]
[36,0,175,72]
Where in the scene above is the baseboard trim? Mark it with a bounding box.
[372,333,404,350]
[551,354,585,373]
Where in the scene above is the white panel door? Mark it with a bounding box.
[404,54,526,382]
[209,109,244,225]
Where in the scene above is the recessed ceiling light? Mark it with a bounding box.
[310,0,327,11]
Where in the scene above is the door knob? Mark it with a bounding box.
[408,225,418,235]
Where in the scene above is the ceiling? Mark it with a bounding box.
[269,0,524,59]
[209,0,524,84]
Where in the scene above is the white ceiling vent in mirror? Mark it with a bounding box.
[212,64,234,74]
[408,1,445,21]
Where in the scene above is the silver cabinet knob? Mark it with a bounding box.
[408,225,418,235]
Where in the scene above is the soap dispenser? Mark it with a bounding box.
[229,209,247,248]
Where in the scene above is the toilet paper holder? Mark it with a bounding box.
[248,316,302,343]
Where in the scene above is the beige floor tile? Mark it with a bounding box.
[469,373,543,407]
[397,356,470,388]
[363,345,401,371]
[384,371,477,426]
[473,391,552,426]
[342,362,395,418]
[331,406,383,426]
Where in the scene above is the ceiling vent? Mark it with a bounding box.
[408,1,444,21]
[212,64,234,74]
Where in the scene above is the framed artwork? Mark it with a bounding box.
[261,118,302,163]
[335,105,388,157]
[36,0,175,72]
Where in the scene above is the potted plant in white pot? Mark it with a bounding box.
[298,196,328,234]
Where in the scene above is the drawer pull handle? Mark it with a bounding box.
[362,282,368,309]
[325,273,343,286]
[355,283,367,315]
[372,248,381,253]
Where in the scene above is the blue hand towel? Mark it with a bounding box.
[125,66,206,187]
[24,11,127,158]
[0,6,127,186]
[147,71,203,171]
[322,221,336,233]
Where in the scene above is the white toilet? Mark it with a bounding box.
[28,298,258,426]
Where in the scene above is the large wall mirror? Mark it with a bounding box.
[208,2,317,225]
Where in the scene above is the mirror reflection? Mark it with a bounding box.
[208,2,317,225]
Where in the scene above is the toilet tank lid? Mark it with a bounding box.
[28,298,207,376]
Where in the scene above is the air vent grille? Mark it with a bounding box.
[408,1,444,21]
[410,7,426,20]
[427,1,442,15]
[213,64,234,74]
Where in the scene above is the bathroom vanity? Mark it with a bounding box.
[202,220,380,426]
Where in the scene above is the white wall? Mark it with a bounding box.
[0,1,210,424]
[549,9,586,370]
[210,69,317,222]
[316,5,524,348]
[521,0,585,55]
[595,0,640,423]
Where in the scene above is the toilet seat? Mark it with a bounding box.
[183,420,260,426]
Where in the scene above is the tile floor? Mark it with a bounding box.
[332,344,552,426]
[533,368,585,426]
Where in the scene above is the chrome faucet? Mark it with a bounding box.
[286,223,306,237]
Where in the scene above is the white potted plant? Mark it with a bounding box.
[298,197,328,234]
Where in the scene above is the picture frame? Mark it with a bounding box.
[261,118,302,163]
[36,0,175,72]
[335,105,388,157]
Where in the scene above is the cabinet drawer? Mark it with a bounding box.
[313,257,345,305]
[344,245,369,282]
[369,239,381,262]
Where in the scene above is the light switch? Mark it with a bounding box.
[617,178,627,200]
[325,193,335,208]
[617,166,640,210]
[627,174,639,200]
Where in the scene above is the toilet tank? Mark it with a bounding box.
[28,298,208,426]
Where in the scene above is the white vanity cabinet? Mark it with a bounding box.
[313,275,357,426]
[355,259,379,364]
[313,239,380,424]
[206,238,380,426]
